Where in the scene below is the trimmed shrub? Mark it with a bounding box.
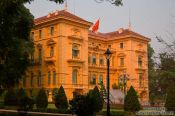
[36,88,48,109]
[4,89,18,106]
[89,86,103,113]
[52,88,59,102]
[124,86,141,113]
[17,88,27,108]
[55,85,68,109]
[70,86,104,116]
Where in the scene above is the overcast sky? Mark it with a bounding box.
[25,0,175,54]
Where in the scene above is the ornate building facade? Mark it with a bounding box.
[22,10,150,103]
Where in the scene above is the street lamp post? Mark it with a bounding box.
[123,71,127,99]
[104,48,112,116]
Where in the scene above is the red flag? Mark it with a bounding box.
[92,19,100,33]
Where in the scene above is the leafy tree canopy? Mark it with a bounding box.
[165,84,175,111]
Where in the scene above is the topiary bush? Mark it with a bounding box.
[70,86,104,116]
[52,88,59,102]
[55,85,68,110]
[36,88,48,109]
[124,86,141,113]
[4,89,18,106]
[89,86,104,114]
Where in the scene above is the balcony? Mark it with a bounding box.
[44,56,56,63]
[72,84,84,89]
[67,56,84,64]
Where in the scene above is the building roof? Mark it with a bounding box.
[88,28,150,41]
[34,10,150,41]
[34,10,92,25]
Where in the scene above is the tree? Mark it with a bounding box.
[17,88,27,107]
[165,84,175,111]
[99,82,107,99]
[0,0,65,89]
[55,85,68,110]
[17,88,35,110]
[52,88,59,102]
[70,86,103,116]
[70,94,89,116]
[0,0,34,88]
[88,86,103,114]
[124,86,141,113]
[36,88,48,109]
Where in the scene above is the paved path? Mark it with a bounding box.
[0,109,75,116]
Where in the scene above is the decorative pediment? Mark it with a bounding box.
[71,28,81,37]
[117,53,126,57]
[47,39,56,45]
[36,43,42,48]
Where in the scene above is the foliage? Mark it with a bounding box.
[165,84,175,111]
[0,0,34,88]
[52,88,59,102]
[0,0,65,89]
[88,86,103,113]
[36,88,48,109]
[17,88,34,110]
[17,88,27,107]
[94,0,123,6]
[70,86,103,116]
[112,83,118,89]
[99,82,107,99]
[55,85,68,110]
[124,86,141,113]
[4,89,18,106]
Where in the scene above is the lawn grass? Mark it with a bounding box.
[47,103,56,109]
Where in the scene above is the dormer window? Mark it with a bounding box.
[50,26,54,36]
[39,30,42,39]
[120,43,124,49]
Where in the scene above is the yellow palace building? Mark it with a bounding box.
[21,9,150,103]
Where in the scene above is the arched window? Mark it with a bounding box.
[88,55,91,64]
[72,45,79,58]
[139,73,143,88]
[48,71,51,85]
[72,69,77,84]
[31,72,34,87]
[38,71,41,86]
[38,48,42,62]
[92,55,96,65]
[99,75,103,84]
[99,57,104,65]
[92,74,96,84]
[50,47,54,57]
[53,71,57,85]
[138,56,142,68]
